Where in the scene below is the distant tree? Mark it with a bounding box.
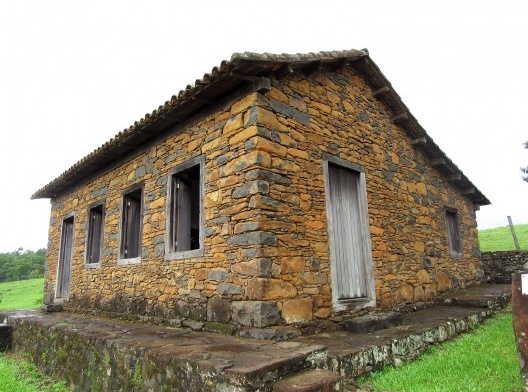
[523,141,528,182]
[0,248,46,283]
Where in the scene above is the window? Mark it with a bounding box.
[166,156,204,258]
[445,209,462,254]
[86,204,104,265]
[119,186,143,262]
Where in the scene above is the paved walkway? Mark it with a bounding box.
[0,283,511,391]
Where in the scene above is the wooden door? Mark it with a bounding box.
[57,216,74,298]
[327,163,368,299]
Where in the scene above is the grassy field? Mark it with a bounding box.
[359,310,522,392]
[0,354,68,392]
[479,223,528,251]
[0,278,44,311]
[1,278,69,391]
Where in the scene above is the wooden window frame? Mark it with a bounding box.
[322,154,376,312]
[85,201,105,268]
[445,208,462,256]
[118,183,144,265]
[165,156,205,261]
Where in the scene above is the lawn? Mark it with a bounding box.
[478,223,528,251]
[0,278,44,311]
[358,310,523,392]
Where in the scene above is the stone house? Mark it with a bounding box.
[32,49,490,328]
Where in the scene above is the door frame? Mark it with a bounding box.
[322,154,376,311]
[56,212,75,300]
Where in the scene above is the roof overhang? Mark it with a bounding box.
[31,49,490,206]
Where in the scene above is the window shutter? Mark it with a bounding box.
[176,178,192,251]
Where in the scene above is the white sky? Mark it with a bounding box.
[1,0,527,253]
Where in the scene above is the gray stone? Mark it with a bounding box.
[154,243,164,257]
[135,166,146,179]
[249,195,287,210]
[294,109,310,126]
[231,301,280,327]
[245,169,292,185]
[232,181,269,198]
[227,231,277,247]
[358,110,370,123]
[208,270,229,282]
[258,258,272,277]
[217,283,242,295]
[270,99,295,118]
[207,297,231,323]
[182,320,204,331]
[342,312,403,333]
[237,327,300,341]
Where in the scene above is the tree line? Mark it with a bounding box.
[0,248,46,282]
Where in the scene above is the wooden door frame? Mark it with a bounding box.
[323,154,376,311]
[56,212,75,300]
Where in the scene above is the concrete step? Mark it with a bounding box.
[273,369,344,392]
[341,312,402,333]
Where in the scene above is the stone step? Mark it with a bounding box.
[273,369,344,392]
[440,284,512,309]
[341,312,402,333]
[224,342,328,388]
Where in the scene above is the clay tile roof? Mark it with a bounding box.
[31,49,490,206]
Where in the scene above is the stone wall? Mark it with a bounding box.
[481,251,528,283]
[44,65,483,328]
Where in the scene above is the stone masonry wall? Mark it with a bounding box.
[44,65,483,328]
[481,251,528,283]
[241,68,482,323]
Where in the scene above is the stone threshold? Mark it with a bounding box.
[0,284,511,391]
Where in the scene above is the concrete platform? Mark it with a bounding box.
[0,284,511,391]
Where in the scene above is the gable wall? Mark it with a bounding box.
[245,67,483,321]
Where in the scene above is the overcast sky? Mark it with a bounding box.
[1,0,527,253]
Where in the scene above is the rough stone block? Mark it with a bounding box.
[247,278,297,300]
[273,369,343,392]
[342,312,403,333]
[282,297,313,324]
[227,231,277,247]
[207,297,231,323]
[230,301,280,327]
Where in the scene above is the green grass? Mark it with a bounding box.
[359,311,523,392]
[479,223,528,251]
[0,278,44,311]
[0,353,69,392]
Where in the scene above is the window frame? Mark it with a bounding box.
[118,183,144,265]
[445,208,462,256]
[165,155,205,261]
[85,201,105,268]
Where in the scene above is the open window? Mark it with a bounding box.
[166,156,204,259]
[119,186,143,264]
[85,203,104,266]
[445,209,462,255]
